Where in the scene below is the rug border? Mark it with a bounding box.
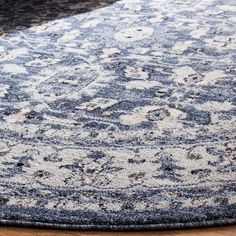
[0,218,236,231]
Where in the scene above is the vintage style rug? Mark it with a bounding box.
[0,0,235,230]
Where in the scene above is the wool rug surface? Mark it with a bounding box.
[0,0,236,230]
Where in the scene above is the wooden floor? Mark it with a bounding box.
[0,225,235,236]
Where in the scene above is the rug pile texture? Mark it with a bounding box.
[0,0,235,230]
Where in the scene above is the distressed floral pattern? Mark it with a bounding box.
[0,0,235,230]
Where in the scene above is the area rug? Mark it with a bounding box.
[0,0,235,230]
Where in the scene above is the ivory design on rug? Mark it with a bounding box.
[0,0,235,230]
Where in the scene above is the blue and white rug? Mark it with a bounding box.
[0,0,235,230]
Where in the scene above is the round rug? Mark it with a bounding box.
[0,0,235,230]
